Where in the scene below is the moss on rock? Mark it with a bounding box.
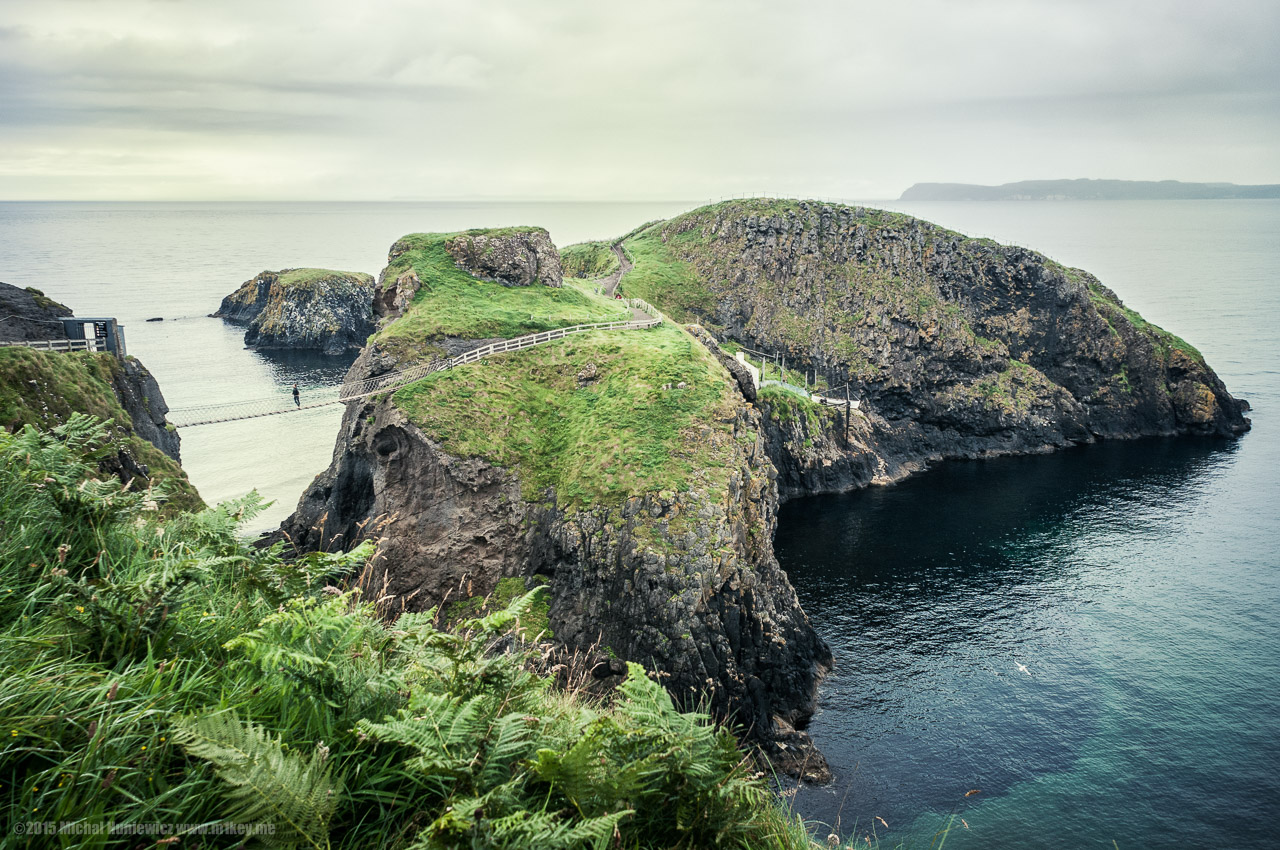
[0,348,203,511]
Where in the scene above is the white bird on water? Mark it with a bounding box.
[1016,663,1030,675]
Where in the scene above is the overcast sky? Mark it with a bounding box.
[1,0,1277,200]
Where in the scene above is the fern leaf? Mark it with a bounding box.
[172,713,341,849]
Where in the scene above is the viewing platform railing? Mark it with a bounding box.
[0,338,103,353]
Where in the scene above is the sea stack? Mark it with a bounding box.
[216,268,375,354]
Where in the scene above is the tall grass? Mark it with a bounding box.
[0,414,828,849]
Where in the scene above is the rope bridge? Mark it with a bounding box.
[168,299,664,428]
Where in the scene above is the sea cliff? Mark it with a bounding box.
[0,282,201,510]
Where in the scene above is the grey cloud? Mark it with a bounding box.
[0,0,1277,199]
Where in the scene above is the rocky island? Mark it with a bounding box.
[618,199,1249,496]
[272,201,1248,782]
[278,225,833,779]
[215,267,375,354]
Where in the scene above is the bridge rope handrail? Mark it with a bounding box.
[169,298,664,428]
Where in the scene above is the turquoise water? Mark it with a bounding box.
[1,199,1275,846]
[777,200,1280,848]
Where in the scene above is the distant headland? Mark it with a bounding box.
[899,178,1280,201]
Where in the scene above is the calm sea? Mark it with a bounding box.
[1,199,1275,848]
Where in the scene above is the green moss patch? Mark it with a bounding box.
[936,358,1057,417]
[758,385,834,431]
[1081,277,1205,364]
[393,324,739,509]
[23,286,71,314]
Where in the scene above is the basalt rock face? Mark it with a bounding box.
[0,282,72,341]
[216,269,375,354]
[443,228,564,288]
[630,200,1249,492]
[114,357,182,463]
[280,339,833,781]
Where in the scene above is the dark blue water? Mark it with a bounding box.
[778,201,1280,848]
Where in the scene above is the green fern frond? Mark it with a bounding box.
[171,713,341,849]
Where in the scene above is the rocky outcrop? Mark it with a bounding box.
[280,335,833,781]
[374,268,421,323]
[0,282,72,342]
[630,200,1249,495]
[0,282,184,465]
[114,357,182,462]
[444,228,563,288]
[215,269,375,354]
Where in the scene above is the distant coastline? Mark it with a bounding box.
[900,178,1280,201]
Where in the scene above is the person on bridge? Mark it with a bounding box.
[292,383,300,407]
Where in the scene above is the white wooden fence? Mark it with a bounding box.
[0,338,102,353]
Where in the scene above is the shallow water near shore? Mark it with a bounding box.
[1,198,1276,847]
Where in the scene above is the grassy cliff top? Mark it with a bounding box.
[371,231,626,361]
[560,241,621,279]
[0,348,203,511]
[394,322,741,509]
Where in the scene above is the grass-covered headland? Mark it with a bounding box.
[372,232,626,362]
[0,415,824,849]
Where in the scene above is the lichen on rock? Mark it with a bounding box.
[215,268,375,354]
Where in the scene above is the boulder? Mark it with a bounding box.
[444,228,563,288]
